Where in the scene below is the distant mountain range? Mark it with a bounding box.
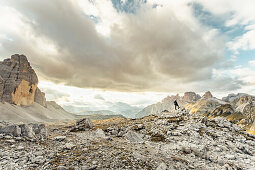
[65,102,143,118]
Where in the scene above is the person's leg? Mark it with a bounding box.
[175,105,177,110]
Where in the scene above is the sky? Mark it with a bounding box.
[0,0,254,114]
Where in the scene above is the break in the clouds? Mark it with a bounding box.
[0,0,255,106]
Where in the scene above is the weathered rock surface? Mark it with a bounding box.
[0,54,75,123]
[183,92,201,102]
[185,97,226,114]
[0,54,38,105]
[0,110,254,169]
[209,104,235,118]
[0,122,47,140]
[34,88,47,107]
[70,118,94,132]
[222,93,246,102]
[202,91,213,99]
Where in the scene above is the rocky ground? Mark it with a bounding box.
[0,111,255,170]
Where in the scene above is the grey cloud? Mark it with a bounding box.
[1,0,227,92]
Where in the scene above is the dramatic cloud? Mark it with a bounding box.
[0,0,229,92]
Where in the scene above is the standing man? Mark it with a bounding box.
[174,100,180,110]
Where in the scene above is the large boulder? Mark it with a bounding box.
[70,118,94,132]
[0,123,47,140]
[0,54,38,105]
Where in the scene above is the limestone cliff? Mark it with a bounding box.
[0,54,74,122]
[0,54,40,105]
[34,88,47,107]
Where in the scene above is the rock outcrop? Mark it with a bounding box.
[222,93,246,102]
[0,54,40,105]
[209,104,235,118]
[34,88,47,107]
[70,118,94,132]
[0,54,74,123]
[0,122,47,140]
[185,97,226,114]
[237,95,255,106]
[183,92,201,102]
[202,91,213,99]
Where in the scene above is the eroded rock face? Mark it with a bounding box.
[210,104,235,118]
[34,88,47,107]
[202,91,213,99]
[238,95,255,105]
[185,98,226,114]
[183,92,201,102]
[243,104,255,124]
[0,54,38,105]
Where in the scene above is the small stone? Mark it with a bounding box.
[54,136,66,141]
[57,166,67,170]
[156,162,167,170]
[124,131,144,143]
[94,129,106,138]
[6,139,15,143]
[225,154,236,160]
[64,143,75,149]
[33,156,44,164]
[17,146,24,150]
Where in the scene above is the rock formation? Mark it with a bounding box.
[34,88,47,107]
[185,98,226,114]
[222,93,246,102]
[209,104,235,118]
[0,122,47,140]
[0,54,74,123]
[0,54,42,105]
[183,92,201,102]
[237,95,255,105]
[202,91,213,99]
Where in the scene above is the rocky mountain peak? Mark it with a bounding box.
[183,92,201,102]
[202,91,213,99]
[0,54,45,106]
[238,95,255,105]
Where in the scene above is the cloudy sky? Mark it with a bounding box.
[0,0,254,114]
